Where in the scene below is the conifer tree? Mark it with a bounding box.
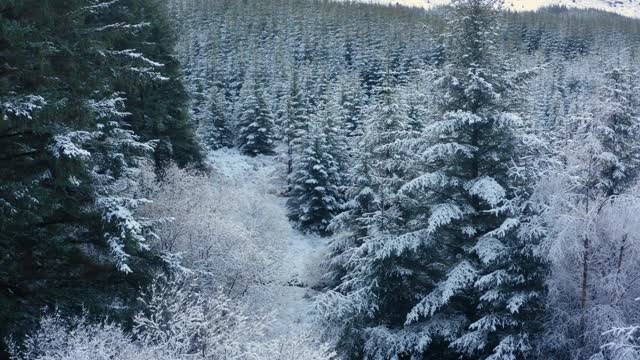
[236,74,276,156]
[338,74,366,138]
[0,0,183,352]
[285,72,310,175]
[595,67,640,197]
[398,1,545,358]
[318,73,418,358]
[322,89,350,182]
[113,0,203,170]
[287,126,341,236]
[199,88,233,150]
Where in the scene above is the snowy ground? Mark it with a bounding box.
[206,147,329,337]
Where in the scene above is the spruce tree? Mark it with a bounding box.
[0,0,180,353]
[338,74,366,138]
[322,89,350,183]
[399,1,544,358]
[595,67,640,197]
[285,72,310,175]
[318,74,418,358]
[113,0,203,171]
[199,88,233,150]
[236,74,276,156]
[287,126,341,236]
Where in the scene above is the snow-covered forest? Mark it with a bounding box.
[2,0,640,359]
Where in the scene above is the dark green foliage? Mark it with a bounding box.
[110,0,203,170]
[0,0,199,355]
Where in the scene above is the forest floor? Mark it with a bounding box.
[206,147,329,338]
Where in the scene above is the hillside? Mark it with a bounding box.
[362,0,640,18]
[3,0,640,359]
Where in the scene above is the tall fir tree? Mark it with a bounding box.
[318,72,419,359]
[595,67,640,197]
[287,124,341,236]
[338,73,366,138]
[285,72,310,176]
[236,73,276,156]
[198,88,233,150]
[399,1,545,358]
[0,0,191,353]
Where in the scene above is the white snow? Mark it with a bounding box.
[356,0,640,18]
[205,147,330,338]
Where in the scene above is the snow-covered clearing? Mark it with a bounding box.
[206,147,329,338]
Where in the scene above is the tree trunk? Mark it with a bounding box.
[287,141,293,177]
[616,233,628,275]
[581,235,589,309]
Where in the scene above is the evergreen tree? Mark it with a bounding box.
[199,88,233,150]
[287,124,341,236]
[0,0,186,353]
[112,0,203,171]
[399,1,544,358]
[595,67,640,197]
[339,73,367,138]
[285,72,310,176]
[318,73,418,358]
[322,88,350,183]
[236,74,276,156]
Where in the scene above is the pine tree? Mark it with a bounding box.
[395,1,544,358]
[318,73,418,358]
[199,88,233,150]
[287,125,341,236]
[0,0,180,352]
[285,72,310,176]
[595,67,640,197]
[338,74,366,138]
[236,74,276,156]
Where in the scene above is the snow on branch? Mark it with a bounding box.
[450,329,488,355]
[94,22,150,33]
[506,292,539,314]
[87,95,131,120]
[48,131,98,160]
[423,143,477,162]
[406,261,478,324]
[366,230,433,260]
[475,269,510,291]
[364,316,466,359]
[485,217,520,239]
[128,67,170,82]
[445,110,485,126]
[82,0,119,13]
[400,171,458,195]
[497,112,523,128]
[466,176,506,207]
[472,237,506,264]
[427,203,464,234]
[2,94,46,121]
[105,49,165,68]
[602,326,640,359]
[486,334,531,360]
[97,196,154,273]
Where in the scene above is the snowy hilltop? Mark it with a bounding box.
[361,0,640,18]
